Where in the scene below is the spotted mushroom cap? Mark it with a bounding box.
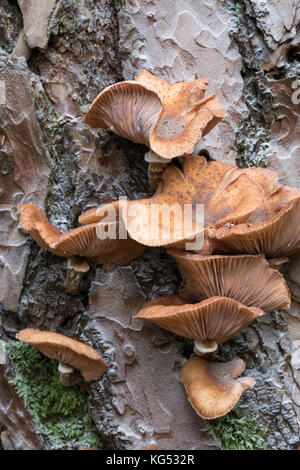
[180,356,255,419]
[215,186,300,257]
[18,204,145,266]
[16,329,109,382]
[136,69,226,159]
[80,156,265,248]
[84,71,226,160]
[135,296,264,344]
[168,250,290,312]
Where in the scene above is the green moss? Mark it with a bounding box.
[235,2,242,23]
[210,405,268,450]
[6,342,102,450]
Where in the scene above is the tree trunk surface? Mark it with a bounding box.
[0,0,299,450]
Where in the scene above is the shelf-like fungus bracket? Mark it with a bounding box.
[180,356,255,419]
[16,329,109,384]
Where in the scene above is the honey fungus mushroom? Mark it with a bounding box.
[135,296,264,355]
[79,156,265,249]
[168,250,290,312]
[17,204,145,268]
[16,329,109,385]
[213,184,300,258]
[84,71,225,188]
[180,357,255,419]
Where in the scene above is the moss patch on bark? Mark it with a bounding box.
[6,341,102,450]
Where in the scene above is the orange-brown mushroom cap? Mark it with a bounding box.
[135,296,264,344]
[180,356,255,419]
[82,156,264,248]
[18,204,145,266]
[16,329,109,382]
[84,81,163,146]
[84,71,226,160]
[168,250,290,312]
[136,69,226,159]
[214,187,300,257]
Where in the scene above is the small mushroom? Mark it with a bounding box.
[135,296,264,355]
[180,356,255,419]
[17,204,145,267]
[16,329,109,384]
[168,250,290,312]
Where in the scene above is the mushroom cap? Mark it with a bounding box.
[136,69,226,159]
[135,296,263,343]
[84,81,163,146]
[168,250,290,312]
[216,166,279,199]
[83,156,264,248]
[16,329,109,382]
[18,204,145,266]
[215,187,300,257]
[180,356,255,419]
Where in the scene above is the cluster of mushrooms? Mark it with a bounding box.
[16,70,300,429]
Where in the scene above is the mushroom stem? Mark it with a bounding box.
[58,362,78,387]
[193,339,218,356]
[144,150,168,190]
[64,257,89,296]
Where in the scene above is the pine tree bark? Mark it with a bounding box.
[0,0,299,450]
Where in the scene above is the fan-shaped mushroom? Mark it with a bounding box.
[79,156,264,249]
[180,356,255,419]
[84,72,225,188]
[135,296,264,354]
[214,186,300,257]
[168,250,290,312]
[84,71,225,162]
[84,80,163,147]
[18,204,145,267]
[135,69,226,160]
[16,329,109,384]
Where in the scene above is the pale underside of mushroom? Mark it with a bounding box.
[84,80,163,146]
[18,204,145,267]
[84,71,226,161]
[168,250,290,312]
[16,329,109,383]
[180,356,255,419]
[135,295,264,346]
